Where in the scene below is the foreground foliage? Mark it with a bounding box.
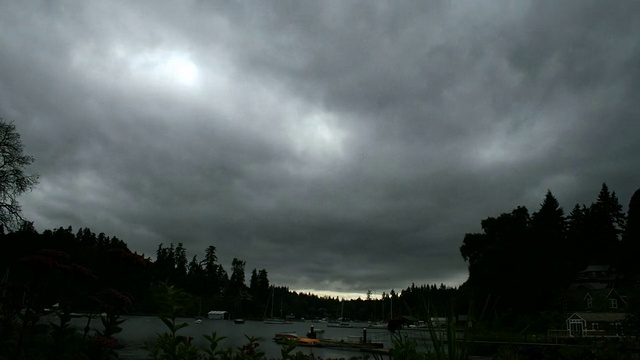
[0,307,121,360]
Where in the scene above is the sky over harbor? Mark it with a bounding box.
[1,1,639,300]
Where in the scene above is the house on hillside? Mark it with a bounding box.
[566,312,626,337]
[576,265,620,287]
[561,264,630,337]
[562,288,627,312]
[560,264,626,313]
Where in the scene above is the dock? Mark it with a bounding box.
[318,338,384,350]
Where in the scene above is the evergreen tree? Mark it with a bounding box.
[531,191,566,239]
[186,255,205,296]
[167,243,176,273]
[203,245,218,274]
[621,188,640,275]
[567,203,588,270]
[188,255,202,276]
[256,269,270,304]
[216,265,229,292]
[174,243,188,279]
[228,258,246,296]
[97,232,108,247]
[248,268,270,315]
[581,183,626,264]
[76,227,97,247]
[202,245,222,296]
[154,243,175,282]
[249,269,259,295]
[530,191,569,295]
[593,183,627,241]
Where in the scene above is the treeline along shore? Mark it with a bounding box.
[1,183,640,359]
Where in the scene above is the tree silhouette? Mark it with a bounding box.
[228,258,246,296]
[0,119,38,231]
[575,183,626,265]
[202,245,223,297]
[621,188,640,275]
[530,190,570,300]
[461,205,534,314]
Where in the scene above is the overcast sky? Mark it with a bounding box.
[1,1,639,299]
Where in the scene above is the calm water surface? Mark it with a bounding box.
[107,316,394,359]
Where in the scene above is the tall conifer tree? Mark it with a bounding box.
[531,191,568,301]
[621,188,640,275]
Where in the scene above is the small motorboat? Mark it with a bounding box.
[234,319,245,324]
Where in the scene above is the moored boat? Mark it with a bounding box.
[264,318,292,324]
[327,321,352,328]
[367,321,388,329]
[317,339,384,350]
[273,333,320,346]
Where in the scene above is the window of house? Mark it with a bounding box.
[592,323,599,331]
[611,299,618,309]
[587,298,593,309]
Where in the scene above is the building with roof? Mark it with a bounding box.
[560,264,627,313]
[207,310,229,320]
[566,312,627,337]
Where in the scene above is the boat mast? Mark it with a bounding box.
[263,286,274,319]
[280,297,283,318]
[271,287,275,318]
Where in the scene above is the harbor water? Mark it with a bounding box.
[107,316,395,359]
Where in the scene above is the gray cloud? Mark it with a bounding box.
[2,0,639,296]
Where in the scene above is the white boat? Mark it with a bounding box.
[327,321,352,328]
[367,321,388,329]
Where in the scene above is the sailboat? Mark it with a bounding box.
[264,287,292,324]
[327,299,352,328]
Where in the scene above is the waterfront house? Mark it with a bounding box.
[560,264,626,313]
[566,312,627,337]
[207,310,230,320]
[562,288,627,312]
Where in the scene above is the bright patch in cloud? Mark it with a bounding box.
[289,111,347,162]
[164,56,199,86]
[128,49,200,88]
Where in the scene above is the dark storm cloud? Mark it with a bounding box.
[2,0,639,297]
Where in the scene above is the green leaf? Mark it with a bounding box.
[159,317,174,331]
[174,322,189,332]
